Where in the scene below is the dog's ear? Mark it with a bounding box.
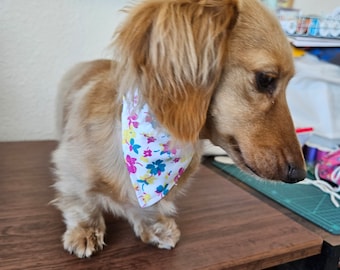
[114,0,239,142]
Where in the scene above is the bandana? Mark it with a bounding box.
[122,93,194,208]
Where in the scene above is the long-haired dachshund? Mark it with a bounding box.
[52,0,306,258]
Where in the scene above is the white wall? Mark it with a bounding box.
[293,0,339,15]
[0,0,339,141]
[0,0,127,141]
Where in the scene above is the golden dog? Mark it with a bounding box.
[52,0,306,258]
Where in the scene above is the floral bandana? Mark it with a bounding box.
[122,93,194,208]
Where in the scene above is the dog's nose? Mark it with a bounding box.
[285,164,306,183]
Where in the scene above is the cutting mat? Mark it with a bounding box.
[212,161,340,235]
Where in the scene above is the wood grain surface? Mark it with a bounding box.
[0,141,322,270]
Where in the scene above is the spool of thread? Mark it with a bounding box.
[303,144,332,170]
[303,144,318,167]
[296,17,310,35]
[330,20,340,37]
[308,18,320,36]
[319,20,331,37]
[286,20,297,35]
[316,148,331,163]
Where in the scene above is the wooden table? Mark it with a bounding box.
[0,141,323,270]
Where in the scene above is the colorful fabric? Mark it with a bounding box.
[121,93,194,208]
[317,149,340,187]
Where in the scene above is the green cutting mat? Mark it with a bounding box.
[212,160,340,235]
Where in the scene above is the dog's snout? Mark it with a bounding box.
[285,164,306,184]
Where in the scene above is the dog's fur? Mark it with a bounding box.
[52,0,306,258]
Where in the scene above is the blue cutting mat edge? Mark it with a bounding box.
[212,161,340,235]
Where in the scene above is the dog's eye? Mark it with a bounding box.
[255,72,277,94]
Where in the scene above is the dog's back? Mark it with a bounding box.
[55,60,113,139]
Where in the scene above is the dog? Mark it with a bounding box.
[52,0,306,258]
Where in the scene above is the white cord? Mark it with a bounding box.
[298,164,340,208]
[298,178,340,208]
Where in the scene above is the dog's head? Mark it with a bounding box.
[114,0,306,183]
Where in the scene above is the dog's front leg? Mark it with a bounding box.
[125,202,180,249]
[54,196,106,258]
[139,216,180,249]
[59,207,106,258]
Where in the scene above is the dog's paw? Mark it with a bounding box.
[139,217,181,249]
[62,226,105,258]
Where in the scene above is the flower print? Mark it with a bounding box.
[160,142,169,155]
[133,183,139,191]
[173,157,180,163]
[125,155,139,174]
[137,174,156,190]
[143,148,152,157]
[147,136,156,144]
[156,184,169,196]
[146,159,166,176]
[122,93,195,207]
[137,179,149,189]
[140,193,152,205]
[140,156,149,163]
[123,127,136,144]
[128,138,141,154]
[128,113,139,128]
[174,167,185,183]
[142,133,156,144]
[160,142,177,155]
